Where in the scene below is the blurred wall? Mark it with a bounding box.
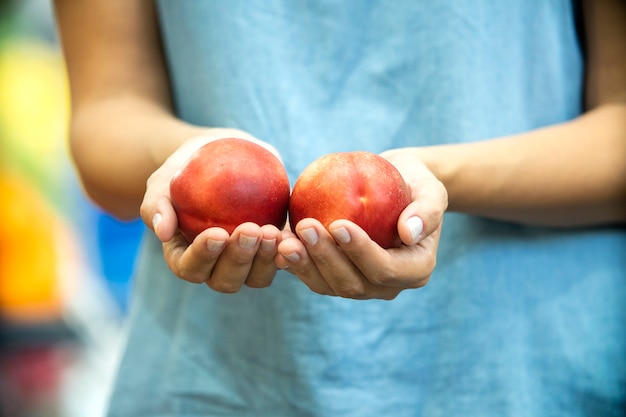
[0,1,143,415]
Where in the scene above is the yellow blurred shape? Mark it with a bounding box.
[0,39,70,182]
[0,170,62,323]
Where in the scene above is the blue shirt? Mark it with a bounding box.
[107,1,626,416]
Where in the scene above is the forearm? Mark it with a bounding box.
[54,0,202,219]
[415,0,626,228]
[69,96,203,219]
[420,104,626,227]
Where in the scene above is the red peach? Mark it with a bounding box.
[289,151,411,249]
[170,138,290,242]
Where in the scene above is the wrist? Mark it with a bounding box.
[411,145,463,211]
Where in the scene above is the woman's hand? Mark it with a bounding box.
[139,128,286,292]
[276,149,448,300]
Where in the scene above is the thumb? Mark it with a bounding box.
[397,207,425,246]
[142,196,179,242]
[397,185,447,246]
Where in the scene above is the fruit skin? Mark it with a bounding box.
[170,138,290,242]
[289,151,411,249]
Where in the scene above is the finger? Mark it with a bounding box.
[162,227,229,284]
[398,178,448,246]
[276,235,336,296]
[151,196,179,242]
[329,219,435,289]
[295,219,364,297]
[244,225,282,288]
[274,229,298,269]
[207,222,263,293]
[140,172,178,242]
[294,219,400,300]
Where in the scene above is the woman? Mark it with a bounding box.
[54,0,625,415]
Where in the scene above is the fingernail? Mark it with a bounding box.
[407,216,424,243]
[261,238,276,251]
[239,234,258,249]
[331,227,351,244]
[207,239,225,252]
[152,213,162,233]
[299,228,319,246]
[283,252,300,263]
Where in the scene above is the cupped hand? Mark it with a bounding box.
[275,148,448,300]
[139,128,285,292]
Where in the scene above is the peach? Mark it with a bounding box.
[170,138,290,242]
[289,151,410,249]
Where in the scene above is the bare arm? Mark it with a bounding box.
[385,0,626,227]
[54,0,203,219]
[423,105,626,226]
[55,0,284,292]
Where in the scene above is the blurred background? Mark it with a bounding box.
[0,0,144,415]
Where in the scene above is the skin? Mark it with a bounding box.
[54,0,626,300]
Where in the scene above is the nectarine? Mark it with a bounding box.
[170,138,290,242]
[289,151,410,249]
